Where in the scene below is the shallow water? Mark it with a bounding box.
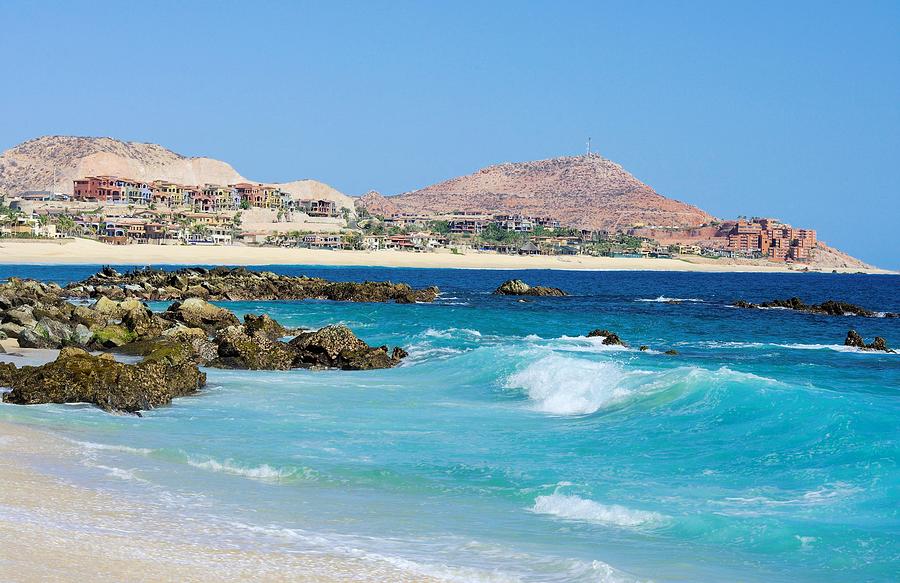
[1,265,898,581]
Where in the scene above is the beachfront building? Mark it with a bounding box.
[302,199,338,217]
[151,181,186,208]
[726,218,817,262]
[447,214,493,235]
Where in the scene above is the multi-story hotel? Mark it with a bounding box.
[726,218,817,262]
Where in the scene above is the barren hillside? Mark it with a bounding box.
[360,154,713,230]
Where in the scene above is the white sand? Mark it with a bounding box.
[0,420,439,582]
[3,238,887,273]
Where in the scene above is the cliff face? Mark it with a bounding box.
[0,136,353,209]
[360,154,713,230]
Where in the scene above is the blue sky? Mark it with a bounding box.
[1,1,898,268]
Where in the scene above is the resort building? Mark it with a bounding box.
[726,218,817,262]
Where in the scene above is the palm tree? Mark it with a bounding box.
[56,214,75,237]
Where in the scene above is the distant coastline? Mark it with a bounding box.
[1,238,893,273]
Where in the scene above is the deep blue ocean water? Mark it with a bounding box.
[1,265,898,582]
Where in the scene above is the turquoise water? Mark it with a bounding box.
[2,266,898,581]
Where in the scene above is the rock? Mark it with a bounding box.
[870,337,890,352]
[17,328,54,349]
[209,325,296,370]
[117,334,218,366]
[664,349,679,355]
[0,346,205,414]
[72,324,94,346]
[586,329,626,346]
[5,306,37,328]
[92,324,135,348]
[121,305,166,339]
[72,305,107,328]
[844,329,866,348]
[289,324,406,370]
[639,345,649,351]
[91,296,124,318]
[0,322,25,339]
[184,285,210,299]
[732,298,894,318]
[244,314,287,341]
[844,330,894,352]
[165,297,240,332]
[35,317,73,346]
[493,279,568,297]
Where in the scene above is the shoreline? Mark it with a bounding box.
[0,418,439,582]
[2,238,892,273]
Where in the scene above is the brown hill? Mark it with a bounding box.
[361,154,713,230]
[356,190,401,217]
[0,136,354,210]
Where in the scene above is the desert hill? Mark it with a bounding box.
[0,136,354,210]
[360,154,713,231]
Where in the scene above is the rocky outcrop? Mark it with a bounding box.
[65,267,440,304]
[243,314,289,340]
[209,325,297,370]
[0,277,185,352]
[732,297,897,318]
[586,329,626,346]
[289,325,406,370]
[0,346,206,414]
[164,297,240,332]
[493,279,568,297]
[844,330,894,352]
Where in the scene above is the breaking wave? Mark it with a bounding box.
[186,457,306,482]
[423,327,483,339]
[635,296,704,303]
[531,493,666,528]
[504,354,640,415]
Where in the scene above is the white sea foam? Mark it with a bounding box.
[554,335,633,352]
[91,463,149,483]
[423,327,482,339]
[505,354,637,415]
[695,341,897,355]
[531,493,665,528]
[187,457,300,482]
[70,439,154,456]
[724,482,862,509]
[635,296,703,303]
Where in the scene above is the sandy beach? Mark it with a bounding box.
[0,238,889,273]
[0,416,438,583]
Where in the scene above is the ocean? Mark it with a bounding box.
[1,265,898,582]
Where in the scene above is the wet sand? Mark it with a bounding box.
[0,420,437,582]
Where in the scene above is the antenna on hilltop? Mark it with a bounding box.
[586,137,592,156]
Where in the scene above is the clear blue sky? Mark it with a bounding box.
[2,1,898,268]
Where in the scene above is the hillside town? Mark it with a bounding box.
[0,173,822,264]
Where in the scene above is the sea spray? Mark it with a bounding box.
[505,354,639,415]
